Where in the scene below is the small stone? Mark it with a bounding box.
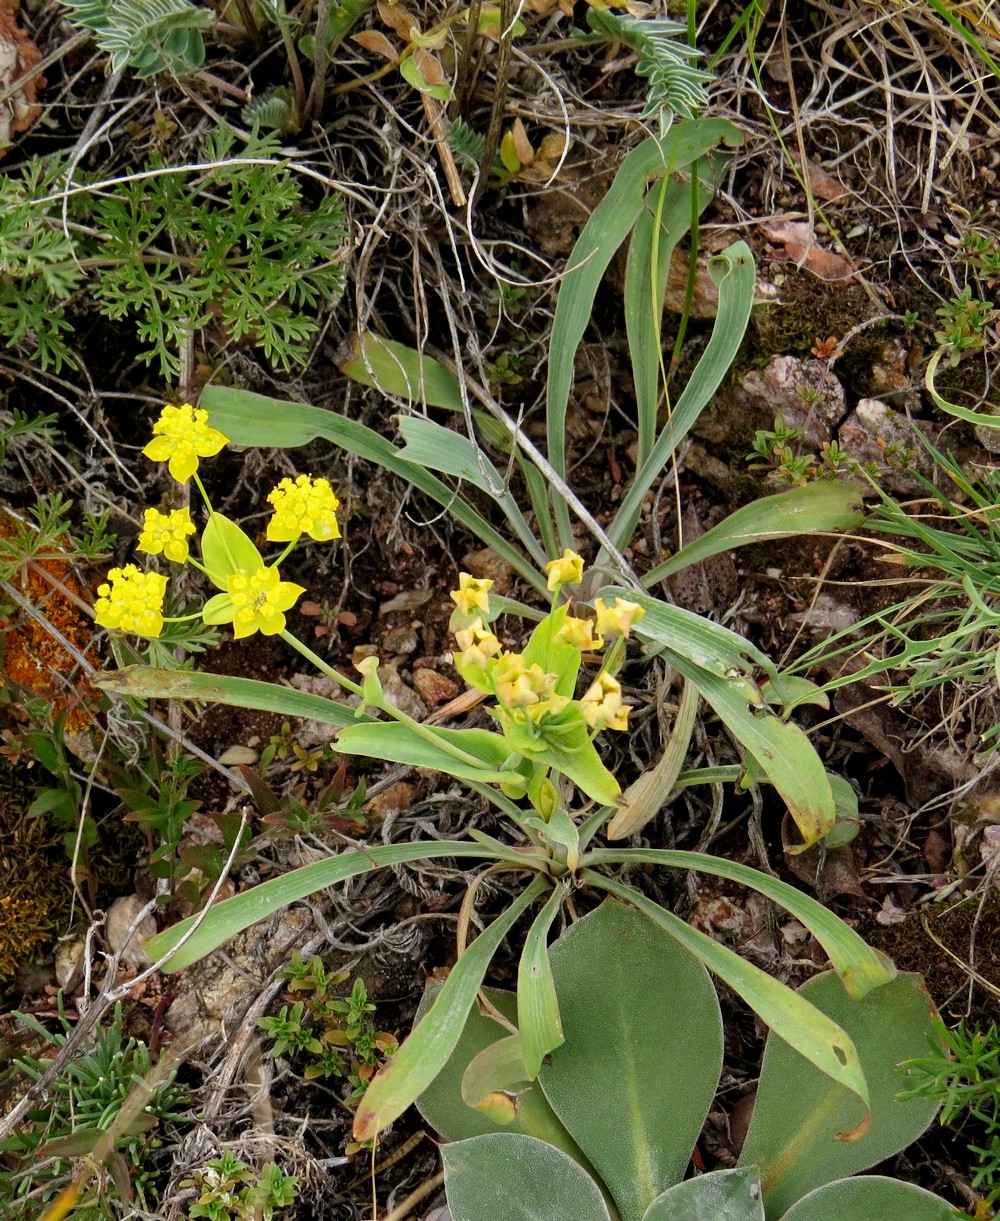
[352,643,379,666]
[106,895,157,968]
[741,356,845,447]
[412,667,459,706]
[379,665,428,721]
[383,624,419,654]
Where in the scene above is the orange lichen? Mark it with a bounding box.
[0,513,101,733]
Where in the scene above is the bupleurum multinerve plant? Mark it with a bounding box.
[94,401,915,1186]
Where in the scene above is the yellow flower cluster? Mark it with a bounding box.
[450,573,493,616]
[267,475,341,542]
[142,403,229,484]
[94,565,168,638]
[580,672,629,732]
[448,553,645,736]
[227,566,306,639]
[137,507,196,563]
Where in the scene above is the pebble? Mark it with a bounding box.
[106,895,157,968]
[412,667,458,706]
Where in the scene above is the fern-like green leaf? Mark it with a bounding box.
[447,117,486,171]
[59,0,212,78]
[587,11,713,133]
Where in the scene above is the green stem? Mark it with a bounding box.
[280,628,363,696]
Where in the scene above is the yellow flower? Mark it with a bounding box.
[267,475,341,542]
[454,619,502,669]
[545,549,585,591]
[494,655,558,709]
[594,597,646,639]
[450,573,493,617]
[225,566,306,639]
[142,404,229,483]
[137,507,196,563]
[554,615,603,650]
[94,565,167,638]
[580,672,630,732]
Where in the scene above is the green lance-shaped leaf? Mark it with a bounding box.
[143,841,508,970]
[198,385,547,594]
[340,332,465,408]
[443,1133,612,1221]
[642,482,866,586]
[333,721,526,788]
[643,1167,765,1221]
[778,1176,961,1220]
[738,972,940,1218]
[599,587,836,847]
[587,878,870,1118]
[580,847,894,999]
[416,985,588,1165]
[538,900,723,1221]
[517,886,565,1078]
[95,666,364,729]
[353,875,549,1142]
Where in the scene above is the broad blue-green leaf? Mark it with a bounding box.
[587,878,870,1121]
[443,1134,612,1221]
[539,900,722,1220]
[353,876,548,1141]
[738,972,940,1218]
[778,1176,961,1220]
[143,840,505,970]
[644,1167,764,1221]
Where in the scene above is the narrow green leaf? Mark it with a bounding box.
[144,841,504,970]
[739,973,940,1217]
[340,333,464,409]
[546,120,742,544]
[333,721,527,787]
[598,587,836,847]
[779,1175,961,1220]
[396,415,548,568]
[586,877,870,1116]
[94,666,363,729]
[518,888,565,1078]
[643,482,866,585]
[199,386,547,594]
[416,984,589,1165]
[606,239,756,556]
[626,164,721,469]
[443,1134,612,1221]
[353,876,548,1141]
[580,848,894,999]
[643,1167,764,1221]
[540,900,723,1221]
